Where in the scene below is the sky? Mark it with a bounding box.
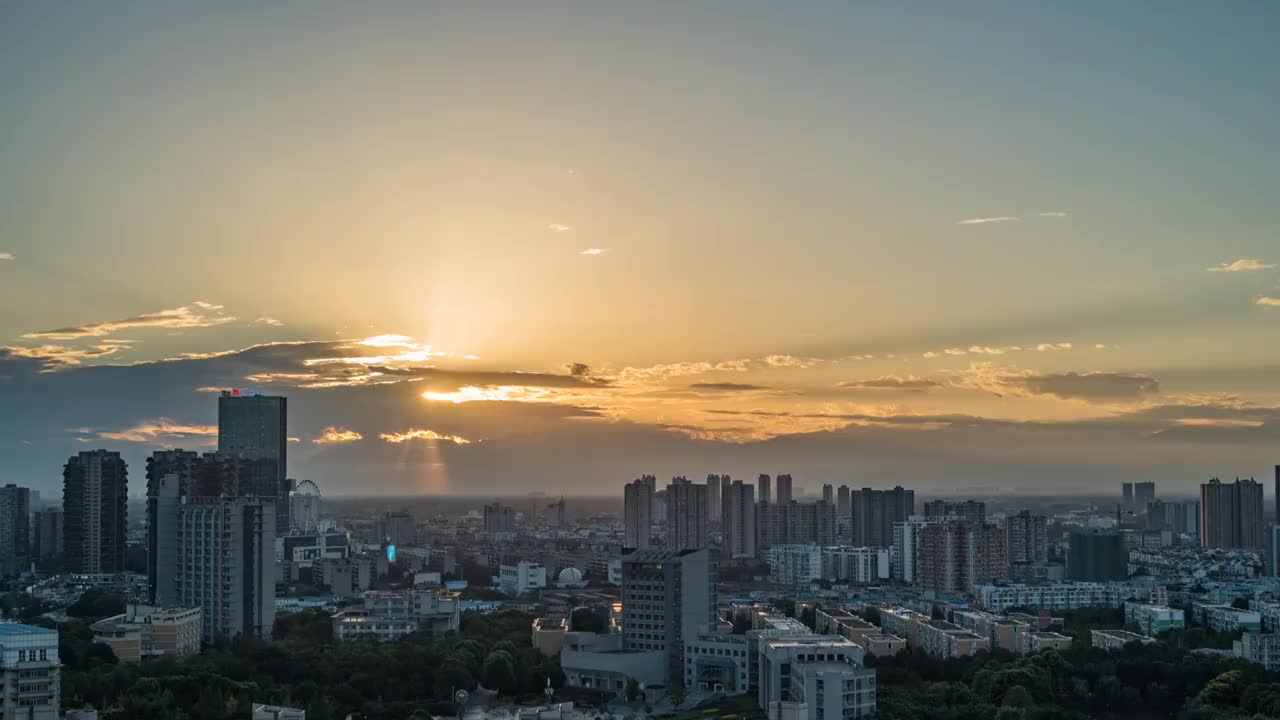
[2,2,1278,498]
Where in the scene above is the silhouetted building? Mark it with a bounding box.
[1146,500,1200,535]
[776,474,793,504]
[1201,477,1264,549]
[822,484,834,504]
[32,509,63,570]
[667,477,708,550]
[218,390,288,534]
[758,475,771,506]
[0,484,31,577]
[483,502,516,534]
[1122,482,1134,509]
[63,450,128,574]
[850,486,915,547]
[377,511,415,548]
[720,480,756,559]
[922,500,986,524]
[758,501,836,552]
[623,478,653,549]
[1067,531,1127,581]
[917,521,1007,592]
[1134,482,1155,513]
[706,475,725,523]
[837,485,851,516]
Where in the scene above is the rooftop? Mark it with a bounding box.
[0,624,56,637]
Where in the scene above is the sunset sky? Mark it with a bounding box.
[2,3,1278,497]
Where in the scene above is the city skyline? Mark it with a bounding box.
[3,3,1280,496]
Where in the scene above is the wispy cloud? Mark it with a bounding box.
[1208,258,1275,273]
[548,223,572,232]
[763,354,823,369]
[0,342,132,370]
[23,303,236,340]
[1038,211,1069,218]
[956,216,1019,225]
[1257,296,1280,307]
[579,248,607,256]
[379,428,473,445]
[96,418,218,444]
[0,252,13,261]
[313,426,363,444]
[838,376,941,392]
[954,363,1159,403]
[255,317,284,327]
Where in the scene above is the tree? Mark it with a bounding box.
[625,677,640,703]
[670,679,686,707]
[482,651,517,694]
[67,589,126,621]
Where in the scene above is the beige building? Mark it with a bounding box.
[1022,632,1072,654]
[92,606,202,663]
[532,616,568,656]
[859,633,907,658]
[917,619,990,659]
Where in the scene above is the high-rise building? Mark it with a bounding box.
[1134,482,1156,512]
[720,480,756,559]
[0,484,31,577]
[667,477,708,550]
[1146,500,1200,535]
[32,509,63,570]
[822,483,834,504]
[377,511,415,548]
[837,485,851,516]
[922,500,986,524]
[1005,510,1048,566]
[776,474,793,504]
[0,623,60,719]
[483,502,516,534]
[706,474,724,523]
[623,478,653,549]
[63,450,128,574]
[218,390,288,534]
[758,501,836,551]
[1067,531,1127,581]
[891,517,934,583]
[917,521,1007,592]
[850,486,915,547]
[1201,477,1265,549]
[1275,465,1279,525]
[1122,482,1134,509]
[758,475,771,506]
[621,547,716,684]
[151,473,276,641]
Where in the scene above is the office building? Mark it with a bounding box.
[483,502,516,534]
[1122,482,1134,509]
[1005,510,1048,566]
[776,474,793,504]
[1134,482,1155,512]
[720,479,756,559]
[151,474,276,641]
[922,500,986,524]
[335,589,461,641]
[837,485,851,516]
[759,475,772,506]
[1067,531,1128,581]
[0,624,60,719]
[850,486,915,547]
[621,547,716,684]
[791,660,877,720]
[623,478,653,549]
[0,484,31,577]
[822,483,834,504]
[218,390,289,534]
[706,474,724,522]
[63,449,128,574]
[1201,477,1265,549]
[917,521,1008,593]
[758,634,874,718]
[281,531,350,582]
[91,606,202,662]
[667,477,708,550]
[32,509,63,570]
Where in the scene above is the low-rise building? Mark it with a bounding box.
[1090,629,1154,652]
[532,616,568,657]
[500,561,547,595]
[820,546,890,584]
[331,610,421,642]
[814,608,877,644]
[332,590,460,642]
[917,620,989,659]
[560,631,665,698]
[1252,598,1280,633]
[878,607,929,648]
[858,634,907,658]
[1191,602,1262,633]
[1124,603,1185,636]
[758,634,872,718]
[91,605,202,662]
[0,623,60,720]
[976,582,1162,612]
[1022,632,1072,654]
[252,705,306,720]
[791,661,877,720]
[1234,632,1280,671]
[684,635,752,694]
